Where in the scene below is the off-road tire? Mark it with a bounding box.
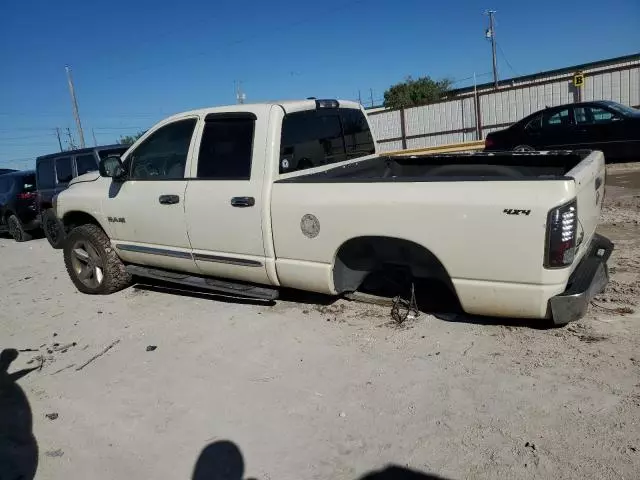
[7,215,32,242]
[42,208,66,249]
[64,224,132,294]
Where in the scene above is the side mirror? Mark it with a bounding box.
[99,155,126,180]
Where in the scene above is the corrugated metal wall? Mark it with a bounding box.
[369,57,640,152]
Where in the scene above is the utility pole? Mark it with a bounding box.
[55,127,63,152]
[65,127,76,150]
[235,80,246,104]
[92,128,98,146]
[358,90,362,106]
[485,10,499,89]
[473,72,481,140]
[65,65,86,148]
[369,88,374,108]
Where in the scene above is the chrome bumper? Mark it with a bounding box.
[549,234,614,325]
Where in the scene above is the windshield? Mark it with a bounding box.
[602,101,640,117]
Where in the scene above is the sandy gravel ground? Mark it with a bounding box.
[1,166,639,480]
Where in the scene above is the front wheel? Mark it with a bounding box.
[63,224,132,294]
[42,208,66,249]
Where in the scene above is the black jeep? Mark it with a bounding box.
[36,144,128,248]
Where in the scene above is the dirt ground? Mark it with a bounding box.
[1,165,639,480]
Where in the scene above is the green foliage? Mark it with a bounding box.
[118,131,145,145]
[383,76,452,109]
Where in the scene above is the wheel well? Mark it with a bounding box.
[62,211,102,233]
[2,210,15,225]
[333,236,456,295]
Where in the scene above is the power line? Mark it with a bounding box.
[0,133,56,140]
[98,0,368,82]
[93,126,146,131]
[496,42,519,77]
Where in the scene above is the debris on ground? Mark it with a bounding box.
[75,340,120,371]
[145,345,157,352]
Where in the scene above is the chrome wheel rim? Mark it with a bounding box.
[514,145,534,152]
[70,240,104,289]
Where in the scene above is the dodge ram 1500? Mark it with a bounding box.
[55,99,612,325]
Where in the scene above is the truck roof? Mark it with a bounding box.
[161,99,362,123]
[36,144,127,161]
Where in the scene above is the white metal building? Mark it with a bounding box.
[368,53,640,152]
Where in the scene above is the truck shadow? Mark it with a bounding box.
[0,349,39,480]
[192,439,451,480]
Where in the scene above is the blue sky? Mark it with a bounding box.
[1,0,638,169]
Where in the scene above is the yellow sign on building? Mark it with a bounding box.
[573,72,584,87]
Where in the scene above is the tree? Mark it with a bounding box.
[118,131,145,145]
[383,76,452,109]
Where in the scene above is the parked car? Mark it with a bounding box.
[36,144,128,248]
[55,99,611,325]
[485,100,640,162]
[1,168,17,175]
[0,170,40,242]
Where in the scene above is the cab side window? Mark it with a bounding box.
[37,158,56,189]
[196,116,255,180]
[128,119,197,180]
[589,107,616,123]
[76,154,99,176]
[543,108,571,128]
[55,157,73,183]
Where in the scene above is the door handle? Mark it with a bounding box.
[159,194,180,205]
[230,196,255,207]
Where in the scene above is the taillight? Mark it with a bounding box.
[484,136,494,149]
[17,192,36,200]
[545,200,578,268]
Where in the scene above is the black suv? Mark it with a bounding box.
[36,144,128,248]
[0,170,40,242]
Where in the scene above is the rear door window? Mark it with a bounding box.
[37,158,56,189]
[55,156,73,183]
[543,108,572,128]
[197,117,255,180]
[75,154,98,176]
[525,113,543,132]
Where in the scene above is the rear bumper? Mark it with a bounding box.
[549,233,614,325]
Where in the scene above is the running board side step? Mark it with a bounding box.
[125,265,279,301]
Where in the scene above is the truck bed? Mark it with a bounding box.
[278,150,591,182]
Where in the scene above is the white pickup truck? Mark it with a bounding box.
[54,99,612,325]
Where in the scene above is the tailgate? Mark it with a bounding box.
[566,151,606,264]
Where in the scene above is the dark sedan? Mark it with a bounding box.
[485,100,640,162]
